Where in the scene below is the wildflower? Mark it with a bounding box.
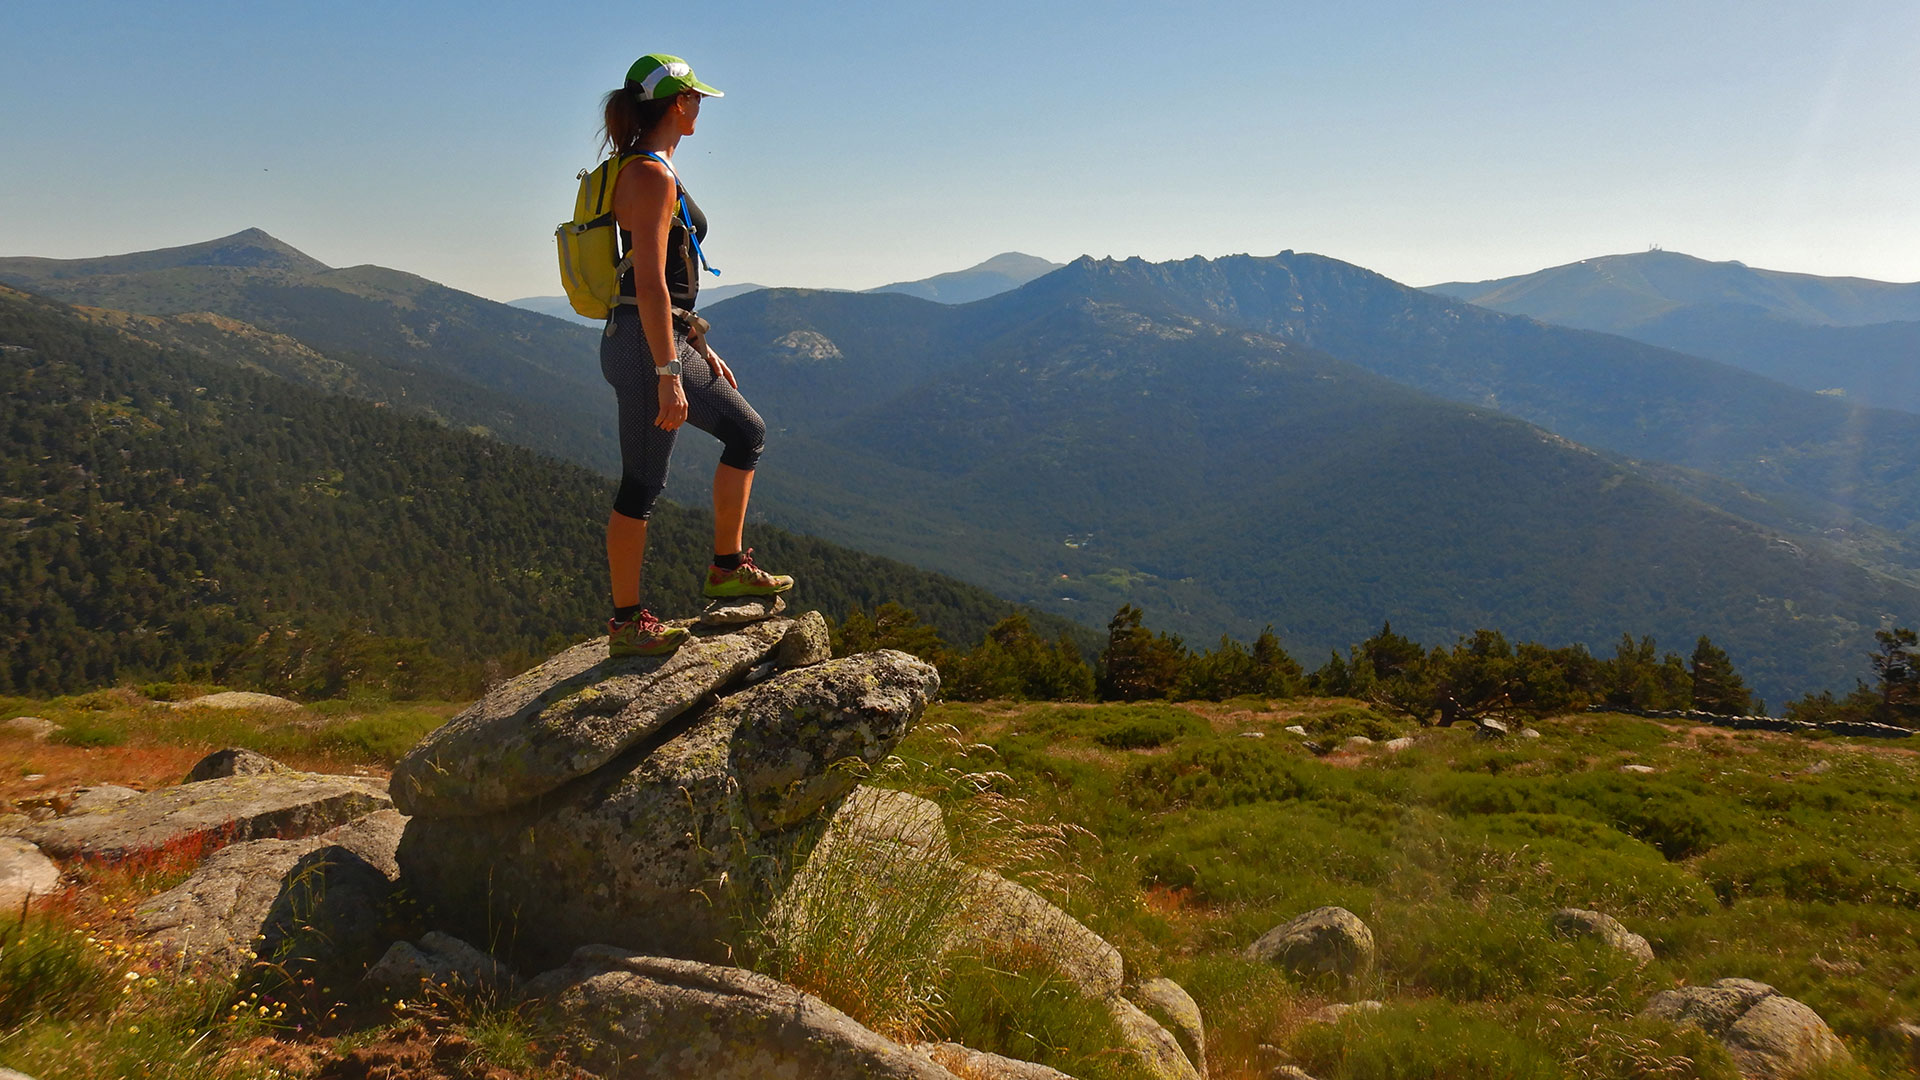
[124,970,140,980]
[128,1025,140,1034]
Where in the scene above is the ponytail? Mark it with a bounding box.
[601,87,678,155]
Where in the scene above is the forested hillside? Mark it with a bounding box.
[0,285,1078,696]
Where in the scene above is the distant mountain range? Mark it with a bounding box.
[1427,251,1920,412]
[6,232,1917,700]
[507,251,1062,326]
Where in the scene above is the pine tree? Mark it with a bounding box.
[1872,627,1919,725]
[1690,636,1753,715]
[1098,605,1186,701]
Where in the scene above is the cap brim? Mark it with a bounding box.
[690,79,724,98]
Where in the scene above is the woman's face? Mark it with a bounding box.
[676,91,702,136]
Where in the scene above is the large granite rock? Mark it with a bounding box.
[364,931,519,998]
[961,870,1125,1000]
[1112,996,1203,1080]
[390,619,800,817]
[524,946,963,1079]
[1549,907,1654,966]
[1642,978,1851,1079]
[136,810,405,970]
[1245,906,1375,981]
[0,837,61,910]
[917,1043,1074,1080]
[23,772,389,861]
[397,651,939,970]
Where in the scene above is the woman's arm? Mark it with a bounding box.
[612,158,689,429]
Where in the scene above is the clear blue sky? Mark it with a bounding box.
[4,0,1916,301]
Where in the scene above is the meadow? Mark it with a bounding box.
[3,688,1918,1078]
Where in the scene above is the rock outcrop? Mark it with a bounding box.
[23,772,389,861]
[1137,977,1208,1078]
[136,810,405,970]
[524,946,964,1079]
[1245,906,1375,981]
[397,645,937,969]
[365,931,519,998]
[0,837,61,909]
[389,618,817,817]
[1549,907,1654,966]
[1641,978,1850,1079]
[917,1042,1075,1079]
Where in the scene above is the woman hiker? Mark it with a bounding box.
[599,53,792,657]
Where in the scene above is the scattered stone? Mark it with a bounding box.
[1240,730,1267,738]
[1383,737,1415,751]
[524,946,961,1079]
[1342,736,1373,749]
[390,619,796,817]
[1622,764,1657,774]
[773,610,833,669]
[0,1068,43,1080]
[918,1043,1073,1080]
[1137,977,1208,1078]
[24,772,389,861]
[137,810,405,970]
[1800,760,1831,775]
[1549,908,1654,966]
[1891,1022,1920,1069]
[1,716,57,740]
[366,931,519,997]
[1305,1000,1385,1024]
[0,837,61,910]
[1519,728,1542,739]
[1245,906,1375,981]
[1642,978,1850,1079]
[1269,1069,1320,1080]
[184,748,291,784]
[66,785,142,815]
[1476,718,1510,738]
[170,691,302,712]
[1284,725,1309,736]
[1110,995,1203,1080]
[698,593,788,626]
[398,652,939,970]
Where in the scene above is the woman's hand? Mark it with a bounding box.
[656,376,688,430]
[699,340,738,389]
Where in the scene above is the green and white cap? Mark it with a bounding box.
[625,54,724,101]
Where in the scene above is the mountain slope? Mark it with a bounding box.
[867,252,1064,304]
[0,284,1083,696]
[0,230,621,472]
[1427,250,1920,329]
[697,281,1920,701]
[510,280,770,326]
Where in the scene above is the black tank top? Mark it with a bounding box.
[618,160,708,312]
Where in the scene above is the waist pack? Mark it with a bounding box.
[554,152,718,321]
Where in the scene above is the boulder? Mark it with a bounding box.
[397,651,940,971]
[1642,979,1850,1079]
[66,785,141,814]
[136,810,405,970]
[23,772,389,861]
[1519,728,1543,739]
[1891,1022,1920,1069]
[1383,737,1415,751]
[1305,1000,1384,1024]
[1245,906,1375,981]
[252,842,396,986]
[184,748,290,784]
[917,1043,1074,1080]
[1136,977,1207,1078]
[1284,725,1309,736]
[1341,736,1373,749]
[523,945,962,1079]
[960,869,1124,1000]
[0,837,61,909]
[389,619,795,817]
[728,651,942,833]
[365,931,519,998]
[1476,718,1510,738]
[774,610,833,670]
[699,593,788,626]
[1,716,57,740]
[0,1069,42,1080]
[1549,908,1654,966]
[1111,995,1203,1080]
[170,691,302,712]
[1622,764,1657,774]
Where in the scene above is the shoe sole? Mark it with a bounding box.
[609,631,689,658]
[703,581,795,599]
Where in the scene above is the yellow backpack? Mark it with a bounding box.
[554,156,632,320]
[554,151,719,321]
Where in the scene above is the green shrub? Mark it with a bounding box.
[51,717,126,748]
[0,914,112,1027]
[317,710,444,764]
[1289,1000,1563,1080]
[1375,899,1650,1004]
[937,947,1150,1080]
[1127,740,1317,812]
[1093,706,1207,750]
[1553,773,1746,860]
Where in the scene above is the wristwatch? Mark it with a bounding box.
[654,359,682,377]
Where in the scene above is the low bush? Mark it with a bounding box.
[937,945,1150,1080]
[1288,1000,1564,1080]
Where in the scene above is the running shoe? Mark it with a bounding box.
[607,610,689,657]
[704,548,795,598]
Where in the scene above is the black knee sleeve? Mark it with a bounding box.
[717,415,766,472]
[613,476,666,520]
